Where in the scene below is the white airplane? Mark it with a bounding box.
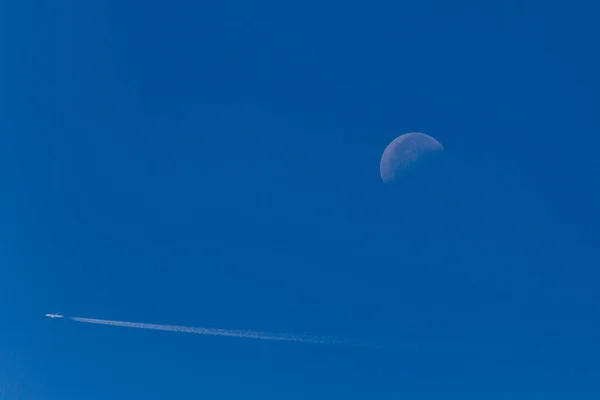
[45,313,64,319]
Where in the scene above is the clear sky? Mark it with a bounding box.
[1,0,599,398]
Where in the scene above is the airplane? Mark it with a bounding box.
[45,313,64,319]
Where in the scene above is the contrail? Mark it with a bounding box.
[67,317,487,355]
[70,317,347,346]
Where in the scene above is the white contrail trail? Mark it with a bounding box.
[70,317,346,346]
[68,317,484,355]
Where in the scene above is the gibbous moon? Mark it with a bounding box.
[380,132,444,183]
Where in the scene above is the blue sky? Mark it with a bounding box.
[1,0,599,398]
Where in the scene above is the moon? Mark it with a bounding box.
[380,132,444,183]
